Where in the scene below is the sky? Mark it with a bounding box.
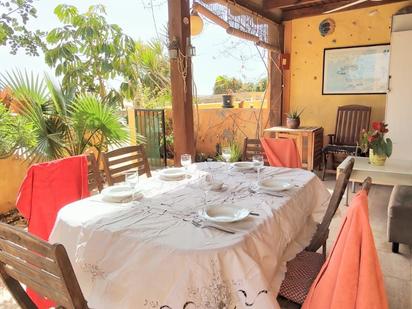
[0,0,267,95]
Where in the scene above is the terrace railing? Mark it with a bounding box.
[133,108,167,169]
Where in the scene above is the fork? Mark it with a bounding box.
[191,220,236,234]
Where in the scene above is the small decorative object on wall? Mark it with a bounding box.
[323,44,390,95]
[359,122,393,166]
[319,18,335,37]
[285,108,304,129]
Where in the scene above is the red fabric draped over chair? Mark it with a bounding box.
[302,190,388,309]
[260,138,302,168]
[16,155,90,308]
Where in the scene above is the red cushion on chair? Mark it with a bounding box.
[279,251,325,304]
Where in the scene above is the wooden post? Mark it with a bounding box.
[267,24,284,127]
[282,21,292,125]
[168,0,196,165]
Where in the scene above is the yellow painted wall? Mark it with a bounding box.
[0,156,28,212]
[287,1,412,136]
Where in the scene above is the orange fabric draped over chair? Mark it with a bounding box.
[16,155,89,308]
[302,190,388,309]
[260,138,302,168]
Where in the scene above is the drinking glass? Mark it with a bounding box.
[124,171,139,189]
[199,174,213,205]
[181,154,192,172]
[253,154,264,181]
[222,147,231,166]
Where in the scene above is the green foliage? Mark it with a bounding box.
[45,4,135,105]
[0,0,45,56]
[213,75,267,95]
[213,75,242,94]
[0,103,35,158]
[216,142,242,163]
[0,70,133,162]
[285,108,304,119]
[120,39,171,108]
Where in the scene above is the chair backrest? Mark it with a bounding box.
[87,154,103,193]
[334,105,371,146]
[0,223,88,309]
[306,157,355,252]
[102,145,151,186]
[242,138,268,164]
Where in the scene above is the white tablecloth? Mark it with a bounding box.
[49,162,330,309]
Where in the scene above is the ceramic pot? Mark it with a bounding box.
[222,95,233,108]
[286,117,300,129]
[369,149,387,166]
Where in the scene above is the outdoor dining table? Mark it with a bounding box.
[49,162,330,309]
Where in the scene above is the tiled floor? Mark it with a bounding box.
[1,178,411,309]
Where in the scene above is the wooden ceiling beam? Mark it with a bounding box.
[263,0,321,10]
[281,0,408,21]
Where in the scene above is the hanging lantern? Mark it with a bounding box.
[190,11,204,36]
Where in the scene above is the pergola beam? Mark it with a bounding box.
[168,0,196,164]
[281,0,408,20]
[204,0,280,26]
[264,0,321,10]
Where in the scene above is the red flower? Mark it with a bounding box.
[372,122,389,133]
[368,136,376,143]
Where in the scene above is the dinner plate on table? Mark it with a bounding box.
[257,178,293,192]
[101,185,143,203]
[159,168,186,181]
[200,204,250,223]
[231,161,255,172]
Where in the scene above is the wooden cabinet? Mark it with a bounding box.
[264,126,323,171]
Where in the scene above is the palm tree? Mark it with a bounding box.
[120,39,171,107]
[0,70,132,163]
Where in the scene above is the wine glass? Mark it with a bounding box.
[199,174,213,205]
[181,154,192,172]
[222,147,231,169]
[252,154,264,182]
[124,171,139,189]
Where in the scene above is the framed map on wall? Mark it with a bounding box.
[322,44,390,95]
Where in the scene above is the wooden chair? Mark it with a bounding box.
[278,158,355,305]
[242,138,268,165]
[102,145,151,186]
[0,223,89,309]
[87,154,104,193]
[322,105,371,180]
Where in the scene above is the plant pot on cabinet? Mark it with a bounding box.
[369,149,387,166]
[286,117,300,129]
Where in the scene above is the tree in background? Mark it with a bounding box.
[120,39,171,108]
[0,0,45,55]
[213,75,267,94]
[45,5,135,105]
[213,75,242,94]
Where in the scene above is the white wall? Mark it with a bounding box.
[385,14,412,160]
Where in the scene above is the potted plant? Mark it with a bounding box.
[222,89,234,108]
[359,122,392,166]
[285,108,304,129]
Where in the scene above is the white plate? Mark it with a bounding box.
[200,205,250,223]
[231,161,255,171]
[159,168,186,180]
[257,179,293,192]
[101,186,142,203]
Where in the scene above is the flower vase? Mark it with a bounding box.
[369,149,387,166]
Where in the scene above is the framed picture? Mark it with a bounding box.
[322,44,390,95]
